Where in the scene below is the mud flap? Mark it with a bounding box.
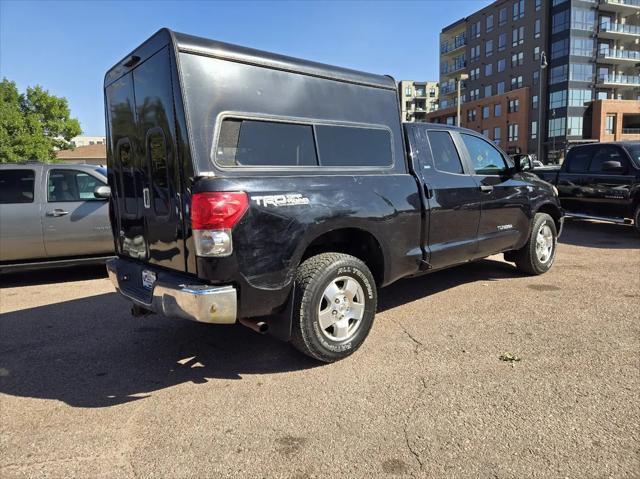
[267,284,295,341]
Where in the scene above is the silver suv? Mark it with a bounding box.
[0,162,114,272]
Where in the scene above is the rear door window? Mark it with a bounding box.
[217,119,317,167]
[566,146,595,173]
[315,125,392,167]
[426,131,464,174]
[0,169,35,204]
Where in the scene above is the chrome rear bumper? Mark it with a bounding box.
[106,259,237,324]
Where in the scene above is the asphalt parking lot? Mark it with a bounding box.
[1,220,638,478]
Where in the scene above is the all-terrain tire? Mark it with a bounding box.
[512,213,558,275]
[290,253,377,362]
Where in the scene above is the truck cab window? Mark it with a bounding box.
[589,146,626,173]
[566,147,594,173]
[48,170,105,202]
[426,131,463,174]
[217,119,317,167]
[461,133,507,175]
[0,169,35,204]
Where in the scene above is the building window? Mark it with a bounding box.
[405,87,412,96]
[534,19,541,38]
[605,115,615,134]
[567,117,583,137]
[551,39,569,60]
[494,127,501,145]
[571,37,594,57]
[570,63,594,82]
[470,45,481,61]
[487,15,494,32]
[512,26,525,47]
[508,99,520,113]
[549,65,568,85]
[568,89,592,107]
[482,129,490,137]
[498,33,506,52]
[485,85,492,98]
[531,121,538,139]
[497,81,505,95]
[511,52,524,67]
[571,7,595,31]
[497,59,506,73]
[552,10,570,34]
[499,7,507,26]
[469,88,480,101]
[549,90,567,109]
[513,0,525,20]
[494,104,502,117]
[470,20,481,39]
[532,95,539,109]
[510,76,523,90]
[467,109,477,122]
[508,123,519,142]
[535,0,542,11]
[485,63,493,77]
[483,106,490,119]
[485,39,494,57]
[470,67,480,81]
[533,70,540,86]
[533,46,540,61]
[548,117,566,138]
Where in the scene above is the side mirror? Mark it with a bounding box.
[94,185,111,199]
[514,155,533,172]
[602,160,623,172]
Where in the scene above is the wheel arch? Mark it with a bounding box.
[535,201,563,233]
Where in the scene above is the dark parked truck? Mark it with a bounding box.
[531,142,640,233]
[104,29,563,362]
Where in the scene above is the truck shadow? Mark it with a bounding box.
[559,219,639,249]
[1,264,108,288]
[0,258,521,408]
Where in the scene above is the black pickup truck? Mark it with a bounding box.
[104,29,563,362]
[531,142,640,233]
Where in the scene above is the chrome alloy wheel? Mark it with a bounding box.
[535,224,554,263]
[318,276,365,341]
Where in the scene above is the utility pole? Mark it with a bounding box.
[537,51,548,163]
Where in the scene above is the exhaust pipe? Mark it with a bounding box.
[239,318,269,334]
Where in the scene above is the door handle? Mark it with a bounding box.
[479,185,494,194]
[47,209,69,217]
[423,182,434,199]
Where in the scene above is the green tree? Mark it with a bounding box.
[0,78,81,163]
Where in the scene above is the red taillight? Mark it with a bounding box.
[191,192,249,230]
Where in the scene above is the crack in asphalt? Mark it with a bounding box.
[389,317,426,355]
[403,376,428,474]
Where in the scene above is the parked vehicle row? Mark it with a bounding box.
[103,29,563,362]
[0,162,114,272]
[529,142,640,233]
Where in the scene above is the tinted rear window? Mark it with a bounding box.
[623,144,640,166]
[0,169,35,204]
[217,119,317,167]
[315,125,392,167]
[566,146,595,173]
[426,131,464,174]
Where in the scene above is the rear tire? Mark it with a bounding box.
[290,253,377,363]
[512,213,558,275]
[634,205,640,235]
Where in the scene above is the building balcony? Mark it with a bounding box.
[598,48,640,64]
[598,21,640,39]
[599,0,640,14]
[440,41,467,56]
[442,64,467,77]
[598,74,640,87]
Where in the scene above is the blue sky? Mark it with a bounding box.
[1,0,490,135]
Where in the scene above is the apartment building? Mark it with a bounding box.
[398,80,439,122]
[426,87,532,154]
[436,0,640,161]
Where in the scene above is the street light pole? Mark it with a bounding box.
[537,51,548,163]
[456,73,469,127]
